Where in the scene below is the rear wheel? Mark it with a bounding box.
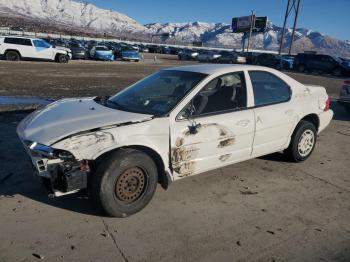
[332,67,342,77]
[344,104,350,113]
[284,120,317,162]
[297,64,305,73]
[5,51,20,61]
[91,149,158,217]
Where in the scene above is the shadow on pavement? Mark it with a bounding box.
[332,101,350,121]
[0,110,105,217]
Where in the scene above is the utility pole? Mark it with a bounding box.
[279,0,302,55]
[279,0,291,55]
[289,0,301,55]
[246,10,255,52]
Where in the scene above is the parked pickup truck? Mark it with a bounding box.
[17,64,333,217]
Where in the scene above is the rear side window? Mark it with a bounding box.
[4,37,32,46]
[249,71,290,107]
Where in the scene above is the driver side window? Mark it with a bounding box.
[183,71,247,117]
[33,40,50,49]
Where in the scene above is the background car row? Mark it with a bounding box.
[2,35,349,76]
[177,48,350,77]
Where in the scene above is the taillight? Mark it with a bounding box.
[324,96,330,111]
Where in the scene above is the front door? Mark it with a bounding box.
[170,71,255,179]
[32,39,54,60]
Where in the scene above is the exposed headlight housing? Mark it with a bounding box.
[30,142,54,158]
[29,142,74,160]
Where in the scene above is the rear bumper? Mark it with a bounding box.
[318,110,333,134]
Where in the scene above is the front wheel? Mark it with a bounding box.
[91,149,158,217]
[56,54,69,63]
[284,120,317,162]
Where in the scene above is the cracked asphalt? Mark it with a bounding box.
[0,55,349,261]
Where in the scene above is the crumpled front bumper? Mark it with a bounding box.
[17,118,90,197]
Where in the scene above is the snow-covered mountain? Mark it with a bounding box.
[0,0,147,33]
[145,22,350,56]
[0,0,349,56]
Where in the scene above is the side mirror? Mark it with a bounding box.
[187,102,196,117]
[177,101,195,121]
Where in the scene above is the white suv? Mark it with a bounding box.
[0,36,72,63]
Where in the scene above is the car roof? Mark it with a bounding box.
[1,35,36,39]
[164,64,271,75]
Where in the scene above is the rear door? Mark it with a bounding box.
[247,70,296,157]
[170,71,255,179]
[3,37,34,58]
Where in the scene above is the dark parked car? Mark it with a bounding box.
[243,52,259,65]
[293,53,350,76]
[67,42,88,60]
[178,49,199,60]
[256,53,290,70]
[338,80,350,113]
[217,51,247,64]
[148,45,162,53]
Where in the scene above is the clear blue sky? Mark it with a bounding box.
[87,0,349,40]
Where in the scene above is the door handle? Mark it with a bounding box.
[236,119,250,127]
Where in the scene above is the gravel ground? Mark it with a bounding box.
[0,54,347,100]
[0,55,349,262]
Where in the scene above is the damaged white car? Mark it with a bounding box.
[17,64,333,217]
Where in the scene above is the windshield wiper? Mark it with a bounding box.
[106,100,130,111]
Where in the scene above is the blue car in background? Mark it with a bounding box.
[281,55,295,70]
[115,46,140,62]
[90,45,114,61]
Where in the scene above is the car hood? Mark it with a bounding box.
[17,98,153,146]
[55,45,71,52]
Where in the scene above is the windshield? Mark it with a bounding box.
[96,46,108,51]
[107,70,207,115]
[33,39,51,48]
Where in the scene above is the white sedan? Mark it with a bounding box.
[17,64,333,217]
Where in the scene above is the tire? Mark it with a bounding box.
[91,149,158,217]
[284,120,317,162]
[297,64,305,73]
[332,67,342,77]
[5,51,20,61]
[344,105,350,113]
[56,54,69,63]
